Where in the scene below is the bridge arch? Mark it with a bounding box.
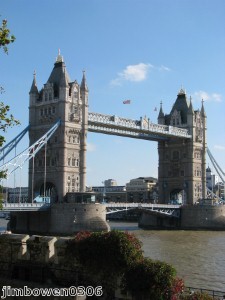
[170,188,186,204]
[39,182,58,203]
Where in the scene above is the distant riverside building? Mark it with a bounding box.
[104,179,117,187]
[91,180,126,202]
[6,187,29,203]
[214,182,224,200]
[206,166,219,190]
[126,177,158,203]
[89,177,158,203]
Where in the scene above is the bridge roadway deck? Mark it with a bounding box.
[1,202,180,212]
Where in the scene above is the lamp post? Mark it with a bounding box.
[102,181,106,203]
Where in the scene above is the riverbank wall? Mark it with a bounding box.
[180,205,225,229]
[9,203,109,236]
[139,205,225,230]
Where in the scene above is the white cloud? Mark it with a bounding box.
[214,145,225,151]
[122,63,153,81]
[193,90,222,102]
[87,142,96,152]
[111,63,156,86]
[110,62,171,86]
[211,93,222,102]
[159,65,171,72]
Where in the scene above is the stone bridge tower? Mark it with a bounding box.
[28,53,88,202]
[158,89,207,205]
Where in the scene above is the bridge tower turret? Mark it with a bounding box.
[79,71,89,192]
[28,52,88,202]
[158,89,207,205]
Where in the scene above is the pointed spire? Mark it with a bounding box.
[201,98,206,117]
[29,70,38,94]
[188,96,194,115]
[178,85,186,95]
[158,101,164,118]
[56,49,63,63]
[47,51,70,88]
[80,70,88,92]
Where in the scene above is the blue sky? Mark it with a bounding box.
[1,0,225,187]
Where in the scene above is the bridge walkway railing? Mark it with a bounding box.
[2,203,51,211]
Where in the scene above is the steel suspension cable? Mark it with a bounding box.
[44,140,47,200]
[32,151,35,203]
[207,148,224,183]
[0,119,61,178]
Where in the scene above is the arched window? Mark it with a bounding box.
[172,151,179,160]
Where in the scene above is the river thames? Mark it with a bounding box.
[0,219,225,291]
[110,221,225,292]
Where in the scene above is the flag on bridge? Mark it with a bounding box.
[154,107,157,111]
[123,99,131,104]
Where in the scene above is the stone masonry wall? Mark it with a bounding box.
[0,234,78,288]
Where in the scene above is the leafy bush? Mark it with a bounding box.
[67,230,143,276]
[179,291,216,300]
[66,230,188,299]
[122,257,184,300]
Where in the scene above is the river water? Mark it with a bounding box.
[0,219,224,291]
[110,221,225,292]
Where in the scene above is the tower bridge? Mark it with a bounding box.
[1,53,209,207]
[1,53,225,233]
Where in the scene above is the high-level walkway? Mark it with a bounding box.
[88,112,191,141]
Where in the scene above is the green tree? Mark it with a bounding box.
[0,19,15,53]
[0,18,19,201]
[0,19,19,143]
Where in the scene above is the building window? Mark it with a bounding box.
[172,151,179,160]
[72,158,76,167]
